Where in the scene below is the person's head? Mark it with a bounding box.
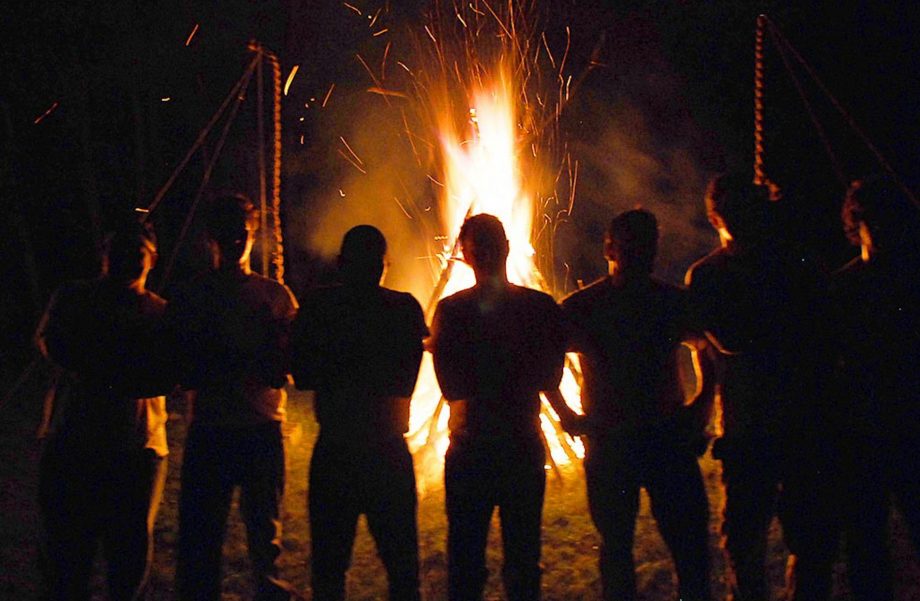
[104,217,158,284]
[338,225,388,286]
[705,173,774,245]
[604,208,658,276]
[204,193,258,269]
[842,176,920,259]
[459,213,509,280]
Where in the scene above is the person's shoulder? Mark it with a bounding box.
[142,289,168,313]
[684,247,728,286]
[560,277,607,308]
[439,286,477,308]
[510,284,559,313]
[246,273,299,306]
[381,287,424,310]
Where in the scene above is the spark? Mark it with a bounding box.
[381,41,392,80]
[368,8,382,28]
[338,189,346,197]
[184,23,200,46]
[33,101,59,125]
[367,87,408,99]
[283,64,300,96]
[338,136,364,165]
[397,61,413,75]
[343,2,361,16]
[299,135,304,145]
[322,83,335,107]
[394,197,413,219]
[337,150,366,174]
[161,97,172,102]
[373,28,389,37]
[355,54,383,92]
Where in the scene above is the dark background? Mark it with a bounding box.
[3,1,919,382]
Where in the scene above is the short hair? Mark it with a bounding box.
[606,209,658,272]
[459,213,507,250]
[340,225,387,262]
[842,176,919,246]
[705,173,774,239]
[204,193,259,242]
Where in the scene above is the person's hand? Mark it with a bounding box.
[560,412,590,437]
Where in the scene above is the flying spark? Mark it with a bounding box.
[283,65,300,96]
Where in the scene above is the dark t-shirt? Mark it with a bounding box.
[430,284,565,439]
[561,276,693,432]
[292,284,428,440]
[685,244,828,439]
[168,270,298,426]
[35,279,173,453]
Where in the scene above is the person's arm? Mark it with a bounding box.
[430,299,473,401]
[544,388,588,436]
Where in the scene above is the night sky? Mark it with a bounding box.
[3,1,919,376]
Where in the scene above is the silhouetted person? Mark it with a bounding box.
[549,209,713,601]
[430,214,566,601]
[291,225,427,601]
[35,217,172,601]
[826,176,920,600]
[685,174,831,601]
[169,194,297,601]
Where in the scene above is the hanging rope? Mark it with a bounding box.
[763,15,920,209]
[256,49,269,276]
[268,48,285,284]
[753,15,767,186]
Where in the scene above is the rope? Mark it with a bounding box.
[764,15,920,209]
[753,15,767,186]
[156,63,256,291]
[267,48,285,284]
[143,53,261,219]
[257,51,269,276]
[767,24,848,187]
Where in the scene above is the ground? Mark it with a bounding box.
[1,376,919,600]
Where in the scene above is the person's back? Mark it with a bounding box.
[433,282,564,440]
[826,177,920,601]
[562,275,689,435]
[35,217,172,601]
[295,283,426,440]
[560,209,712,601]
[172,268,295,425]
[292,225,427,601]
[685,174,833,601]
[430,213,565,601]
[170,194,297,601]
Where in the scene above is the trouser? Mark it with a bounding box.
[715,438,784,601]
[782,432,903,601]
[39,443,167,601]
[176,421,289,601]
[444,434,546,601]
[308,433,420,601]
[584,435,710,601]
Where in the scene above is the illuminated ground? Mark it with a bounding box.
[1,383,918,599]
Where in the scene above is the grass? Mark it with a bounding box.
[2,376,919,599]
